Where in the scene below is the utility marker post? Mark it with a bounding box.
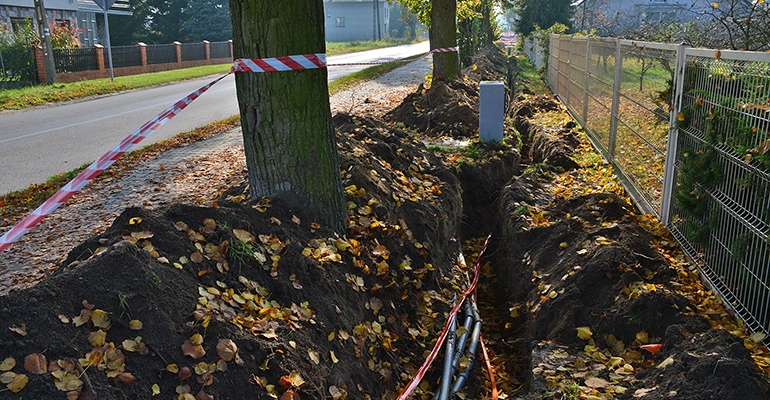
[479,81,505,143]
[33,0,56,84]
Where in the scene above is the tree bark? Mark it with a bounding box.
[228,0,346,231]
[430,0,459,81]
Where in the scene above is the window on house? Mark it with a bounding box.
[10,17,30,34]
[336,17,345,27]
[55,19,71,28]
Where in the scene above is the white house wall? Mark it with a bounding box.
[324,0,390,42]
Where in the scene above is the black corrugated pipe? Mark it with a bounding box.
[436,302,458,400]
[451,300,482,394]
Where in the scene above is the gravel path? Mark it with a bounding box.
[0,56,432,295]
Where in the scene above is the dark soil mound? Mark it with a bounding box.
[0,115,465,400]
[385,45,508,138]
[493,181,770,399]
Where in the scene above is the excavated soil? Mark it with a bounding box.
[0,46,768,400]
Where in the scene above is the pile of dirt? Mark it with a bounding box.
[0,114,466,400]
[385,45,508,138]
[488,86,770,398]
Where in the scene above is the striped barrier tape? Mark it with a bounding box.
[430,46,458,53]
[397,234,491,400]
[0,46,456,253]
[0,74,230,253]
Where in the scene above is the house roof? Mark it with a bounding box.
[77,0,131,15]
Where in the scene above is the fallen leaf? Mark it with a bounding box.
[0,358,15,371]
[640,344,663,355]
[330,351,339,364]
[129,217,142,225]
[129,320,143,330]
[633,386,658,397]
[585,376,609,389]
[9,323,27,336]
[182,334,206,359]
[152,383,161,395]
[308,349,320,365]
[23,353,47,374]
[216,339,238,362]
[577,326,593,340]
[196,390,215,400]
[116,372,135,384]
[280,389,300,400]
[91,309,112,329]
[233,229,254,243]
[178,367,192,381]
[7,373,28,393]
[656,356,675,369]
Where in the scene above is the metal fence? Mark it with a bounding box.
[110,45,142,68]
[146,43,177,65]
[180,42,206,62]
[538,34,770,338]
[209,41,231,59]
[53,47,98,73]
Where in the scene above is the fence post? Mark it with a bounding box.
[203,40,210,61]
[229,40,233,59]
[174,41,182,64]
[566,36,572,110]
[93,44,105,71]
[34,47,46,83]
[138,42,147,66]
[660,43,688,225]
[582,37,590,125]
[608,38,623,160]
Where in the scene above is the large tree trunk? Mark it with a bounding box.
[228,0,346,231]
[430,0,459,81]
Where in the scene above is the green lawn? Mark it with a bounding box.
[0,39,426,111]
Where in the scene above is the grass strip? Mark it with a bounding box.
[0,64,233,110]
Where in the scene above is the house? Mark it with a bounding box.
[0,0,130,46]
[323,0,392,42]
[573,0,716,36]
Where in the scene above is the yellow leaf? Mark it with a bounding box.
[328,332,335,341]
[233,229,254,243]
[7,373,28,393]
[636,331,649,345]
[560,242,568,248]
[0,371,15,384]
[152,383,161,396]
[712,2,718,7]
[91,309,111,329]
[166,364,179,373]
[0,358,16,372]
[129,217,142,225]
[308,349,320,365]
[330,351,339,364]
[577,326,593,340]
[129,320,143,330]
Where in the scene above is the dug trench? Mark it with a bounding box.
[0,46,767,400]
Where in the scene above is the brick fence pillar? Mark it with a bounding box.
[34,47,47,83]
[93,44,105,71]
[174,41,182,63]
[138,42,147,66]
[203,40,210,60]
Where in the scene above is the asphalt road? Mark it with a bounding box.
[0,41,430,196]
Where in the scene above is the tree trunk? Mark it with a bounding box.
[430,0,459,81]
[228,0,346,231]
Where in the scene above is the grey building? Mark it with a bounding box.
[324,0,391,42]
[0,0,130,46]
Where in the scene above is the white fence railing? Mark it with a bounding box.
[535,34,770,338]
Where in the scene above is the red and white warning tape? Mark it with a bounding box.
[231,53,326,73]
[0,46,458,253]
[430,46,458,53]
[0,74,229,253]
